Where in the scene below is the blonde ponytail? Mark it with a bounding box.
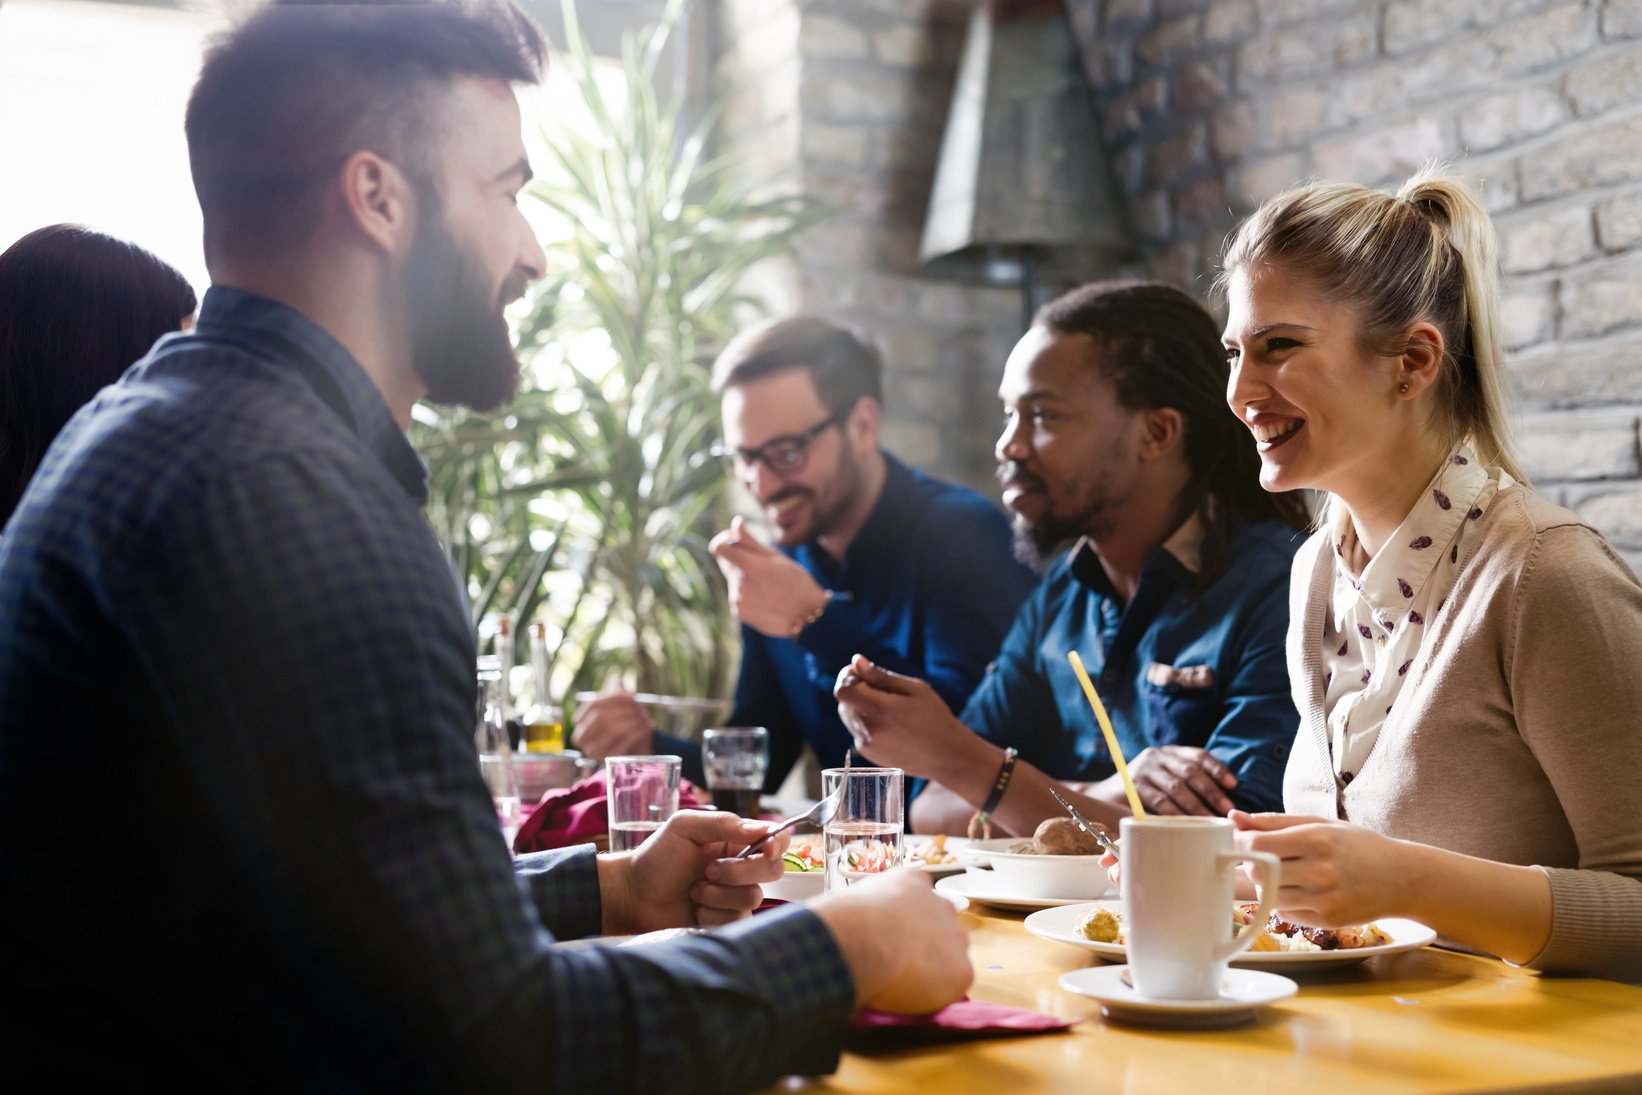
[1220,168,1528,485]
[1395,170,1525,482]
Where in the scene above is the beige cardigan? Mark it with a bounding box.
[1285,484,1642,980]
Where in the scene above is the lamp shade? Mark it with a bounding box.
[919,0,1135,286]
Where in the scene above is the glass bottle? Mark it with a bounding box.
[476,655,521,839]
[520,622,565,753]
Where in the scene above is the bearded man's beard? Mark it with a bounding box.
[405,188,525,412]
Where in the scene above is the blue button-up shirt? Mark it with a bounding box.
[661,453,1037,789]
[960,518,1303,812]
[0,287,854,1091]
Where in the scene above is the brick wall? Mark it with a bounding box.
[711,0,1023,494]
[1064,0,1642,566]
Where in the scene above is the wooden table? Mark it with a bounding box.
[783,902,1642,1094]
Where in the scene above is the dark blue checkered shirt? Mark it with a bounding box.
[0,287,854,1092]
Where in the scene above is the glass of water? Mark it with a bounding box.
[605,755,681,851]
[820,766,903,893]
[701,727,769,817]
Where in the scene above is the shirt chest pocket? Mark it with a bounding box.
[1140,663,1220,748]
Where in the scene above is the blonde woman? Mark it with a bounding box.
[1219,169,1642,980]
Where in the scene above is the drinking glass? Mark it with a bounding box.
[820,766,903,893]
[606,755,682,851]
[701,727,769,817]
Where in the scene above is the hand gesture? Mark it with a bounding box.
[710,517,829,638]
[811,869,973,1013]
[833,654,965,775]
[606,810,790,932]
[571,691,656,761]
[1120,745,1239,816]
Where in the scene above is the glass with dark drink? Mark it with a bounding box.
[702,726,769,817]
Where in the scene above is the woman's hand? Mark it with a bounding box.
[1231,809,1414,926]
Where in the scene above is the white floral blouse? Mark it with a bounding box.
[1321,447,1511,784]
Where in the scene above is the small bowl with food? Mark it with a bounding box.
[955,818,1115,900]
[764,839,826,901]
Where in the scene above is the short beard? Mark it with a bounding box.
[405,182,523,413]
[1011,514,1079,570]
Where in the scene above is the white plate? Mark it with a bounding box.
[1058,965,1297,1028]
[1025,900,1438,971]
[905,835,976,878]
[933,871,1097,910]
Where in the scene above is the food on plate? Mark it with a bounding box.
[1009,816,1104,856]
[783,841,824,873]
[1075,906,1124,943]
[843,838,896,875]
[907,833,958,866]
[1075,904,1394,951]
[1234,903,1393,951]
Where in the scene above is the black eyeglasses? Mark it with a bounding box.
[711,411,844,477]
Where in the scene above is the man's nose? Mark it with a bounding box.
[995,415,1027,465]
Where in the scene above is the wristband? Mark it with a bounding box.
[975,746,1019,820]
[793,589,836,635]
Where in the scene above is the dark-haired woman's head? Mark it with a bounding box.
[0,224,196,523]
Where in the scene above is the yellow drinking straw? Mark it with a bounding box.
[1067,650,1147,818]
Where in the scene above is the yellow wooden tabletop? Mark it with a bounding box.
[779,902,1642,1094]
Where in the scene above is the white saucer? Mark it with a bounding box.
[1058,965,1297,1028]
[934,872,1093,910]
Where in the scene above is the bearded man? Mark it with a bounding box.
[573,316,1037,790]
[835,282,1311,835]
[0,3,971,1089]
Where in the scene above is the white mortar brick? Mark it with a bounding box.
[1561,253,1642,339]
[1500,281,1557,350]
[1234,153,1307,205]
[1518,409,1641,481]
[1519,112,1642,200]
[801,14,871,60]
[1571,487,1642,541]
[870,24,928,67]
[1566,45,1642,118]
[1596,190,1642,250]
[1458,83,1566,152]
[800,121,872,166]
[1106,0,1155,27]
[1204,0,1257,43]
[1238,11,1377,82]
[1137,14,1201,66]
[1268,87,1331,147]
[880,421,942,467]
[1603,0,1642,39]
[1512,331,1642,407]
[1500,205,1596,274]
[1313,115,1447,186]
[1212,100,1255,159]
[1254,0,1363,22]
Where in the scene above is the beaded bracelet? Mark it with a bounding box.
[793,590,835,635]
[976,746,1019,820]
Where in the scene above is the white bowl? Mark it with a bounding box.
[766,868,825,902]
[954,837,1113,900]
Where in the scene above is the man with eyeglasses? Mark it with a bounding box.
[573,316,1036,791]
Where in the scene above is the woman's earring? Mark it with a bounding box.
[1398,382,1410,394]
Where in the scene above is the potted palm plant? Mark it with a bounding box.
[414,0,825,714]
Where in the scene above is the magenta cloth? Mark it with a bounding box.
[512,769,705,854]
[846,997,1073,1050]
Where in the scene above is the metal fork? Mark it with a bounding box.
[735,783,845,860]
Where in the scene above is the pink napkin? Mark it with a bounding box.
[512,769,705,854]
[847,997,1074,1050]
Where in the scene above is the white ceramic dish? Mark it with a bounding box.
[953,837,1113,900]
[766,868,826,901]
[933,871,1097,910]
[904,835,975,878]
[1024,901,1438,972]
[1058,965,1297,1028]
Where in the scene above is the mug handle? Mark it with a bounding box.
[1214,849,1281,963]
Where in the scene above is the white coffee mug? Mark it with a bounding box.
[1119,816,1281,1000]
